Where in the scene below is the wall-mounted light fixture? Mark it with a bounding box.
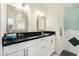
[35,10,44,16]
[35,10,41,16]
[22,3,30,12]
[40,12,44,16]
[17,14,22,18]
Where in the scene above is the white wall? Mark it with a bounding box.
[45,4,64,54]
[0,3,7,56]
[57,5,64,54]
[7,3,46,32]
[27,3,46,32]
[0,3,1,56]
[1,4,6,36]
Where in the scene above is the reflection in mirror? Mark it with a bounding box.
[37,15,46,32]
[6,5,28,33]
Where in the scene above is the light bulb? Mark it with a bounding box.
[40,12,44,16]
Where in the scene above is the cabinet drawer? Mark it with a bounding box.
[7,50,24,56]
[38,36,51,43]
[3,39,37,56]
[37,41,50,56]
[24,45,37,56]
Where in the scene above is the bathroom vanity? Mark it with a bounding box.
[2,4,56,56]
[2,31,55,56]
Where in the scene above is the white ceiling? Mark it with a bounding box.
[9,3,79,10]
[40,3,79,9]
[61,3,79,9]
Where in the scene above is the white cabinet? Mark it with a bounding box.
[7,50,25,56]
[25,45,37,56]
[0,45,2,56]
[38,42,50,56]
[3,39,37,56]
[50,35,55,55]
[3,35,55,56]
[37,37,50,56]
[7,44,37,56]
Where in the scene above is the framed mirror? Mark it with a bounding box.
[37,15,46,31]
[6,5,28,33]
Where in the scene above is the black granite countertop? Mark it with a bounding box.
[2,31,55,47]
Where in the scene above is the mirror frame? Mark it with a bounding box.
[37,15,46,32]
[6,5,28,33]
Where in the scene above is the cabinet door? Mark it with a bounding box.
[37,42,50,56]
[50,35,55,55]
[7,50,25,56]
[0,40,1,56]
[25,45,37,56]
